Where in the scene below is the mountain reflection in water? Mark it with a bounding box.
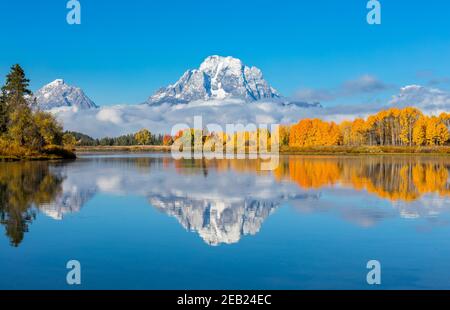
[1,155,449,247]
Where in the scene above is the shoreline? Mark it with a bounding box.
[75,145,172,153]
[0,147,77,162]
[74,145,450,156]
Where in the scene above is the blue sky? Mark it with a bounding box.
[1,0,450,106]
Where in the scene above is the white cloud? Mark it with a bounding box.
[96,108,124,125]
[390,85,450,114]
[52,100,321,138]
[50,85,450,138]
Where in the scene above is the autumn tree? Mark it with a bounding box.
[63,133,77,147]
[439,113,450,128]
[351,118,368,146]
[436,123,449,145]
[134,129,152,145]
[340,121,352,146]
[290,119,313,147]
[399,107,422,146]
[425,116,441,146]
[279,125,291,147]
[413,116,427,146]
[290,119,341,147]
[34,111,63,146]
[8,106,43,150]
[162,134,174,146]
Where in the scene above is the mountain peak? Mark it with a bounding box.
[34,80,98,110]
[147,55,281,105]
[48,79,65,86]
[199,55,244,74]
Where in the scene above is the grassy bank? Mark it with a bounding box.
[75,145,172,153]
[74,145,450,156]
[280,145,450,155]
[0,145,76,161]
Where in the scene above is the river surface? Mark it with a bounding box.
[0,154,449,289]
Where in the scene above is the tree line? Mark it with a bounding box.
[155,107,450,151]
[68,129,167,146]
[288,107,450,148]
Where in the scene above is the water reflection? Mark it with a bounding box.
[275,156,450,201]
[1,155,449,247]
[0,162,64,246]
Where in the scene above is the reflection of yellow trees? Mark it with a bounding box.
[286,159,341,189]
[0,162,63,246]
[412,164,450,196]
[274,157,450,202]
[166,156,450,202]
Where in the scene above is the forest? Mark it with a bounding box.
[288,107,450,148]
[68,130,167,147]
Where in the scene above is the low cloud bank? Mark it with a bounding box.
[51,85,450,138]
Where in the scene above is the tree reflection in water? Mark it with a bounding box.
[274,156,450,201]
[0,162,64,246]
[1,155,449,247]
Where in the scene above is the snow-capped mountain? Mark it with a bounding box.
[147,55,281,105]
[34,79,98,110]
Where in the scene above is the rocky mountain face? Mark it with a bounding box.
[147,55,281,105]
[34,79,98,110]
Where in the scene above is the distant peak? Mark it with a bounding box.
[201,55,241,64]
[48,79,65,87]
[34,79,97,110]
[199,55,243,72]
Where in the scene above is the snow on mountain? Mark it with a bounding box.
[34,79,98,110]
[147,55,281,105]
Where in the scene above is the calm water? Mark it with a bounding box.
[1,154,450,289]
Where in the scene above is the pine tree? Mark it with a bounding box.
[1,64,32,110]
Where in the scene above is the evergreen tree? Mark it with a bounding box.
[1,64,32,110]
